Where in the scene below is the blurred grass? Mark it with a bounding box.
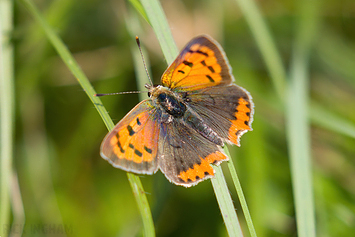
[1,0,354,236]
[17,0,155,236]
[0,0,15,236]
[286,0,319,236]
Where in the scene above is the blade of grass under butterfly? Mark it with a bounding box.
[233,0,286,100]
[0,0,14,236]
[138,0,243,236]
[18,0,155,236]
[286,0,320,236]
[225,148,257,237]
[212,164,243,237]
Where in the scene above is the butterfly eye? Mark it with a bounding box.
[148,92,151,97]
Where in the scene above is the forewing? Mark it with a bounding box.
[161,35,233,91]
[187,84,254,146]
[100,100,160,174]
[158,119,228,187]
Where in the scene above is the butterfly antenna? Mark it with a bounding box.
[94,37,152,97]
[94,91,146,97]
[136,36,153,86]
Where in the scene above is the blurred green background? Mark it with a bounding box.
[1,0,355,236]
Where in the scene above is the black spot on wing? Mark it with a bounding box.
[127,125,135,136]
[134,149,143,157]
[196,50,208,57]
[208,66,215,73]
[136,118,141,125]
[144,146,152,154]
[206,75,215,83]
[117,140,125,153]
[188,49,208,57]
[183,61,193,67]
[115,133,125,153]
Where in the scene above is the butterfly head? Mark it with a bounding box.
[145,84,168,98]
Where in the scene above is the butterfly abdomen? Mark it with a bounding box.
[183,109,224,146]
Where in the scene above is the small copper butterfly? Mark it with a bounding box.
[99,35,254,187]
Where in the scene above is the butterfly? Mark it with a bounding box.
[99,35,254,187]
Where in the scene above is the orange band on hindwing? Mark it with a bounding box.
[178,151,227,183]
[228,97,252,145]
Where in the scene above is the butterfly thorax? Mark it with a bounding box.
[149,85,186,118]
[149,85,224,146]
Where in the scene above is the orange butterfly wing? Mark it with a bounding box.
[100,100,160,174]
[161,35,233,91]
[161,35,253,147]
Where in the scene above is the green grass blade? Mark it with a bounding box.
[19,0,155,236]
[140,0,178,64]
[224,148,257,237]
[139,0,244,236]
[226,149,257,237]
[128,0,149,23]
[0,0,14,236]
[212,164,243,237]
[286,1,320,236]
[233,0,286,100]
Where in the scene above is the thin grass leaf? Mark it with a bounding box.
[233,0,286,100]
[128,0,149,23]
[139,0,178,64]
[139,0,244,236]
[212,164,243,237]
[226,149,257,237]
[286,1,320,236]
[0,0,15,236]
[18,0,155,236]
